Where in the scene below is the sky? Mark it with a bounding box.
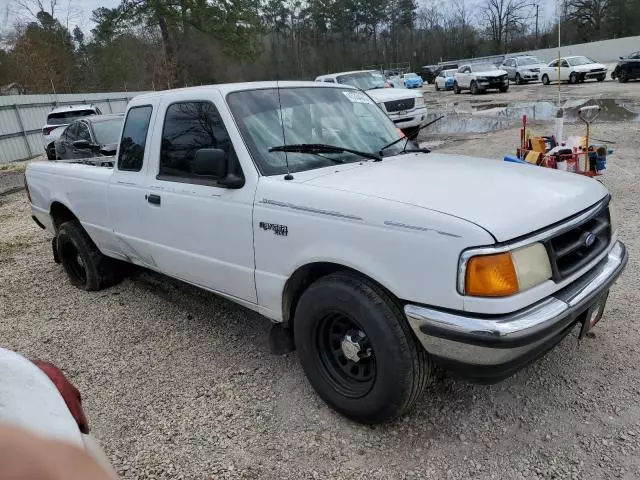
[0,0,121,33]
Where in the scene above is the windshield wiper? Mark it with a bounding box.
[378,115,444,156]
[269,143,381,162]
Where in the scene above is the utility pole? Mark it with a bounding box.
[535,4,539,47]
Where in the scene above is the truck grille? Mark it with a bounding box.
[385,98,415,112]
[590,68,605,73]
[544,201,611,281]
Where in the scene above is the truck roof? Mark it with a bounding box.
[133,81,356,104]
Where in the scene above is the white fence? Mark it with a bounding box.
[520,35,640,64]
[0,91,148,164]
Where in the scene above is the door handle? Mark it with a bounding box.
[146,194,161,205]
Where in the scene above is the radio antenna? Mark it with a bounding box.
[276,80,293,180]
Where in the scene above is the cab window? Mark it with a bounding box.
[117,105,153,172]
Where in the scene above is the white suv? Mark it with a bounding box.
[453,63,509,95]
[42,104,102,159]
[315,70,427,134]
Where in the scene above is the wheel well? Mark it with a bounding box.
[281,262,398,329]
[50,202,78,231]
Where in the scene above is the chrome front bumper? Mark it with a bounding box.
[404,241,627,382]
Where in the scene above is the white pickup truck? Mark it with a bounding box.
[26,81,627,424]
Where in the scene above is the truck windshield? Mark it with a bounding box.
[335,72,386,90]
[227,87,406,175]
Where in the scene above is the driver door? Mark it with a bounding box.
[560,59,571,81]
[56,123,78,159]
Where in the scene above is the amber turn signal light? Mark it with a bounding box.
[465,252,519,297]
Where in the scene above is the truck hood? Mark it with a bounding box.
[300,153,608,242]
[366,88,422,102]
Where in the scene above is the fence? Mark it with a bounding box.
[0,91,148,164]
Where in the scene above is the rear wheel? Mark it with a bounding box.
[542,74,550,85]
[46,143,56,160]
[569,72,578,84]
[56,221,121,291]
[453,82,461,94]
[435,82,440,91]
[293,272,432,424]
[618,71,629,83]
[597,75,605,82]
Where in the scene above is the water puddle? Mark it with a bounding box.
[424,98,640,135]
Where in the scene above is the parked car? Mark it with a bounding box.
[435,69,457,91]
[454,63,509,94]
[401,72,424,88]
[0,348,117,478]
[611,51,640,83]
[419,65,439,84]
[53,114,123,160]
[42,104,102,160]
[315,71,427,134]
[501,55,546,84]
[26,81,627,424]
[540,56,607,85]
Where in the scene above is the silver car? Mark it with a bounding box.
[501,56,547,84]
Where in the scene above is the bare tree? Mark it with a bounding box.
[12,0,58,20]
[566,0,609,38]
[480,0,533,51]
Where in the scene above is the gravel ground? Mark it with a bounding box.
[2,96,640,478]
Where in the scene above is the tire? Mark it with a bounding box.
[542,74,550,85]
[46,143,56,160]
[569,72,578,84]
[453,82,461,94]
[56,221,121,291]
[618,72,628,83]
[499,85,509,93]
[470,81,479,95]
[293,272,433,424]
[515,73,523,85]
[597,75,605,82]
[435,83,440,91]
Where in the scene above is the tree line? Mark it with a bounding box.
[1,0,640,94]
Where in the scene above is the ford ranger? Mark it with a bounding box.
[25,82,627,424]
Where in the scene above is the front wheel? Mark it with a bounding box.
[542,74,550,85]
[597,75,605,82]
[294,272,433,424]
[569,72,578,84]
[515,73,523,85]
[56,221,121,291]
[499,85,509,92]
[618,72,629,83]
[470,81,479,95]
[435,83,440,91]
[453,82,461,94]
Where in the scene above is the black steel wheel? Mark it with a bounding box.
[542,74,550,85]
[294,271,433,424]
[316,312,376,398]
[56,221,121,291]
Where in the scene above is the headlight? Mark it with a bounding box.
[415,96,425,107]
[461,242,552,297]
[476,76,488,82]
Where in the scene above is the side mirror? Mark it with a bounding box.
[193,148,227,177]
[193,148,245,189]
[73,139,92,149]
[620,56,624,59]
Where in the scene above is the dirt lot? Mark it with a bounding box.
[1,80,640,479]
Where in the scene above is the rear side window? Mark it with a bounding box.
[47,109,96,126]
[118,106,153,172]
[159,101,232,180]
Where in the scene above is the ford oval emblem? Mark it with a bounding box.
[584,232,596,247]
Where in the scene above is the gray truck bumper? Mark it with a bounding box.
[404,241,627,383]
